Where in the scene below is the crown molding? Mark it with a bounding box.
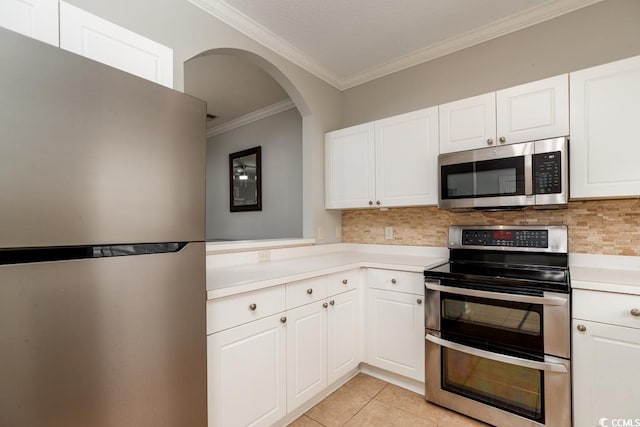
[340,0,604,89]
[188,0,342,88]
[207,99,295,138]
[190,0,603,91]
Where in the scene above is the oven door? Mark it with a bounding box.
[425,332,571,427]
[425,281,570,359]
[438,141,534,209]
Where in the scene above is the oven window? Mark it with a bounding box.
[443,347,544,422]
[443,299,540,335]
[441,156,525,199]
[440,292,544,358]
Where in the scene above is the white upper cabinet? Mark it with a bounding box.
[496,74,569,145]
[325,123,376,209]
[439,92,496,153]
[374,107,439,207]
[325,107,439,209]
[570,55,640,199]
[0,0,59,46]
[439,75,568,153]
[59,1,173,88]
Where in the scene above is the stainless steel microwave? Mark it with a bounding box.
[438,137,568,210]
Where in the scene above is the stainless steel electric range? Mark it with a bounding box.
[424,225,571,427]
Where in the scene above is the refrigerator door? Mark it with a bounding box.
[0,28,206,248]
[0,242,206,427]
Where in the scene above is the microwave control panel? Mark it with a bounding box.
[462,229,549,248]
[533,151,562,194]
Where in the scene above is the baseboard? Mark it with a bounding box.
[359,363,425,395]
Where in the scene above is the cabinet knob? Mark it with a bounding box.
[249,303,257,311]
[376,200,381,205]
[280,317,287,323]
[631,308,640,317]
[368,200,373,206]
[330,300,335,306]
[499,136,506,143]
[417,298,423,304]
[391,278,397,284]
[342,279,348,285]
[486,138,494,145]
[577,324,587,332]
[307,288,313,295]
[323,302,328,308]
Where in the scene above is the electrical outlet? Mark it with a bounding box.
[385,226,394,240]
[317,227,325,240]
[257,250,271,263]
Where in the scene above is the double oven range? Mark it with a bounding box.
[424,225,571,427]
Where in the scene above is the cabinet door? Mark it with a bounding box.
[286,300,328,413]
[0,0,58,46]
[374,107,439,207]
[59,2,173,88]
[207,314,286,427]
[570,55,640,198]
[325,123,376,209]
[573,319,640,426]
[365,289,425,382]
[439,92,496,154]
[327,289,361,384]
[496,74,569,145]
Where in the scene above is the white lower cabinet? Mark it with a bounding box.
[364,288,425,382]
[286,300,328,412]
[573,289,640,426]
[207,313,287,427]
[327,290,361,384]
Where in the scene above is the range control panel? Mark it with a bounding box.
[462,229,549,248]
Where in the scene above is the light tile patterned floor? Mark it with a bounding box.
[288,373,489,427]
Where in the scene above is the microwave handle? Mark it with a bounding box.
[525,153,533,196]
[425,333,569,373]
[425,281,568,306]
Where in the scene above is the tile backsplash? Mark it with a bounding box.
[342,199,640,256]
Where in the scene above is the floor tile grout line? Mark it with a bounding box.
[340,382,390,426]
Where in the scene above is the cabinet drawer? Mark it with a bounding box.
[327,269,360,296]
[367,269,423,295]
[207,285,285,334]
[286,276,328,310]
[573,289,640,329]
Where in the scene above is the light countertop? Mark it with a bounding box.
[206,250,446,300]
[571,266,640,295]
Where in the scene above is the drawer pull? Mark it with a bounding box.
[280,317,287,324]
[631,309,640,317]
[417,298,423,305]
[329,300,335,306]
[323,302,328,308]
[307,288,313,295]
[391,278,397,284]
[342,279,348,285]
[249,303,257,311]
[577,324,587,332]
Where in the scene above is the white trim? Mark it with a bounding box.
[187,0,342,88]
[206,99,295,137]
[340,0,605,89]
[189,0,603,90]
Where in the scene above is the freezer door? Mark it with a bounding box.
[0,242,206,427]
[0,28,205,248]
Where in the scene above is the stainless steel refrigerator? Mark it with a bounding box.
[0,28,207,426]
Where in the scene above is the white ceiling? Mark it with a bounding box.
[189,0,603,89]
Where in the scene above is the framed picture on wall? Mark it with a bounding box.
[229,146,262,212]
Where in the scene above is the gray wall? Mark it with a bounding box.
[206,108,302,240]
[342,0,640,127]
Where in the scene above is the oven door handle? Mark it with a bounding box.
[425,333,569,373]
[425,282,568,306]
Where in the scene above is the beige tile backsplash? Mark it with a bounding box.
[342,199,640,256]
